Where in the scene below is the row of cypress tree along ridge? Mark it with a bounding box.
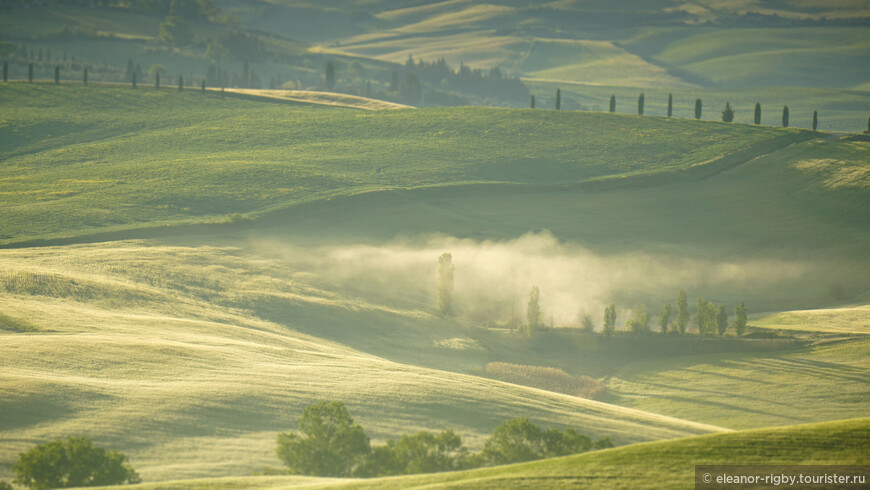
[1,61,219,94]
[532,88,864,132]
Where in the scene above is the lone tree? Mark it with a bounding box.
[754,102,761,125]
[132,72,137,89]
[676,290,689,334]
[782,105,789,128]
[54,65,60,84]
[155,71,160,88]
[667,93,673,117]
[716,304,728,336]
[734,302,747,336]
[178,75,183,91]
[201,79,206,93]
[526,286,542,336]
[581,315,595,333]
[13,436,140,489]
[555,89,561,110]
[83,67,87,85]
[659,303,672,335]
[721,102,734,122]
[276,401,370,477]
[637,92,644,115]
[28,63,33,82]
[694,98,702,119]
[812,110,818,130]
[436,253,454,316]
[530,95,535,109]
[609,95,615,113]
[325,61,335,90]
[603,304,617,337]
[2,61,7,82]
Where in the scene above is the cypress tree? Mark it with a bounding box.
[637,92,644,115]
[721,102,734,122]
[609,95,615,113]
[812,110,818,130]
[667,93,673,117]
[132,72,137,88]
[28,63,33,82]
[178,75,183,91]
[155,72,160,89]
[83,67,87,85]
[782,105,789,128]
[530,94,535,109]
[694,98,702,119]
[555,88,561,110]
[2,61,7,82]
[201,80,206,93]
[325,61,335,90]
[54,65,60,84]
[754,102,761,125]
[867,115,870,132]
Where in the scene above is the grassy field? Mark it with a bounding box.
[0,82,815,245]
[97,418,870,489]
[0,241,727,483]
[752,304,870,334]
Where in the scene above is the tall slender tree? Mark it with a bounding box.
[659,304,672,335]
[436,253,454,316]
[526,286,542,336]
[667,93,673,117]
[28,63,33,82]
[694,98,702,119]
[676,290,689,334]
[603,304,617,337]
[696,297,709,336]
[812,110,818,130]
[555,89,561,110]
[782,105,789,128]
[155,72,160,89]
[637,92,644,115]
[609,95,615,113]
[2,61,7,82]
[754,102,761,125]
[54,65,59,84]
[721,102,734,122]
[83,67,87,85]
[201,80,206,93]
[734,302,747,336]
[530,95,535,109]
[132,72,137,88]
[178,75,183,91]
[716,304,728,336]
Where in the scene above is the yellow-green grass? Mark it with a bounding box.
[221,89,413,110]
[631,27,870,88]
[605,337,870,430]
[99,418,870,489]
[526,80,870,132]
[752,304,870,335]
[0,241,726,483]
[0,83,810,245]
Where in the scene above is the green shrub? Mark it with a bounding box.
[12,436,140,489]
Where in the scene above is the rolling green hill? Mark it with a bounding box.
[0,240,726,483]
[0,82,816,246]
[98,417,870,489]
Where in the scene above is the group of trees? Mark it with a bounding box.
[276,401,612,478]
[597,290,748,337]
[7,437,139,489]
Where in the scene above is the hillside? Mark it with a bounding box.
[99,418,870,489]
[0,240,726,482]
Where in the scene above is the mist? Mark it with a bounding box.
[248,231,812,326]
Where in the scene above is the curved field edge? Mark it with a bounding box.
[0,83,819,246]
[95,418,870,489]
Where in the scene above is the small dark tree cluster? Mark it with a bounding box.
[721,102,734,122]
[277,402,611,478]
[12,436,140,489]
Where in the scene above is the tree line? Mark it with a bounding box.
[276,401,613,478]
